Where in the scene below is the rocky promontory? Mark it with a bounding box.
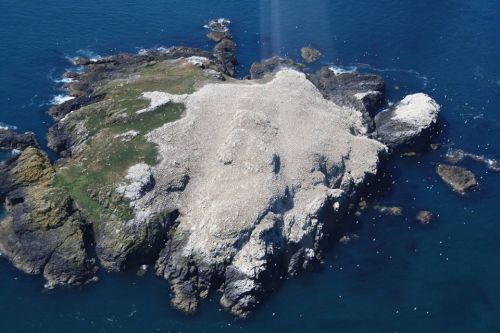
[0,20,441,317]
[0,129,39,151]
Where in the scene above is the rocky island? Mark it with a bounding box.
[0,20,440,317]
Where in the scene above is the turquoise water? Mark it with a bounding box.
[1,0,500,332]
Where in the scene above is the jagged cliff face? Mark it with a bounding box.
[0,21,440,318]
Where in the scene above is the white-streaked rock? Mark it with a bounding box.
[375,93,440,150]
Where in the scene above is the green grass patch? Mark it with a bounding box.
[55,102,184,224]
[52,59,209,225]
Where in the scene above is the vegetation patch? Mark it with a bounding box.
[52,59,205,225]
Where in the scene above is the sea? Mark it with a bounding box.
[0,0,499,332]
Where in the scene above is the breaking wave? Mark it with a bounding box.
[0,122,18,130]
[328,65,358,75]
[354,63,429,88]
[50,95,74,105]
[204,18,231,32]
[65,49,102,65]
[137,46,172,55]
[328,63,429,88]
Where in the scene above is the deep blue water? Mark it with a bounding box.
[1,0,500,332]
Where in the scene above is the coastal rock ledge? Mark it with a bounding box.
[0,21,440,318]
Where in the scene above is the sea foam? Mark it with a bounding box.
[328,65,358,75]
[0,122,18,131]
[51,95,74,105]
[66,50,102,65]
[204,18,231,32]
[54,77,76,83]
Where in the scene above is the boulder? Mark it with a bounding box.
[375,93,440,151]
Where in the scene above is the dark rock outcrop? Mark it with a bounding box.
[205,18,231,33]
[436,164,478,194]
[205,19,237,77]
[373,205,403,216]
[308,67,385,130]
[0,148,97,287]
[95,209,178,271]
[48,94,105,121]
[375,93,440,151]
[207,31,232,43]
[213,38,238,77]
[0,129,39,150]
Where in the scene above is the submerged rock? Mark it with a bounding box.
[339,233,360,244]
[436,164,478,194]
[375,93,440,151]
[207,31,232,43]
[446,148,500,172]
[300,47,322,63]
[373,205,403,216]
[430,143,441,151]
[416,210,433,224]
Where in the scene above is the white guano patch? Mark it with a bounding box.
[391,93,440,127]
[137,91,189,114]
[116,163,154,202]
[187,56,210,67]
